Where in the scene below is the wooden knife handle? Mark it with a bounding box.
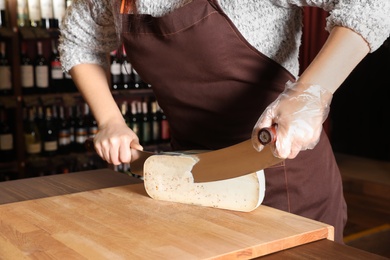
[258,125,277,145]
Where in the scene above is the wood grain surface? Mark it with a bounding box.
[0,169,142,205]
[0,183,333,259]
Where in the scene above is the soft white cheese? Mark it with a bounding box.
[143,154,265,212]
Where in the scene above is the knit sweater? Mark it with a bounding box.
[59,0,390,77]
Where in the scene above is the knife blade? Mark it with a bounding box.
[190,139,282,182]
[129,128,281,182]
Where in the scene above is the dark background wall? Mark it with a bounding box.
[330,38,390,160]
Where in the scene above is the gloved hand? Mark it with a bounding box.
[93,120,143,165]
[251,81,333,159]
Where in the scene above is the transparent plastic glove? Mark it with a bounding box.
[93,121,143,165]
[252,81,333,159]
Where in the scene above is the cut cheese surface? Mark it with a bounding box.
[143,155,265,212]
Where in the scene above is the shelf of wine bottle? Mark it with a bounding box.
[110,47,153,92]
[0,106,16,165]
[0,34,156,97]
[0,28,16,97]
[19,95,171,176]
[0,1,173,181]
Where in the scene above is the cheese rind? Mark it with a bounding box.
[143,155,265,212]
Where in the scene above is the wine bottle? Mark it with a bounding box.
[132,68,142,89]
[0,108,14,162]
[157,103,170,142]
[150,101,161,143]
[52,0,66,28]
[39,0,53,29]
[141,101,151,145]
[42,106,58,156]
[0,0,7,28]
[57,105,71,154]
[129,101,141,138]
[35,41,50,93]
[27,0,41,27]
[0,42,12,95]
[84,103,98,138]
[110,50,122,90]
[74,104,87,152]
[24,107,42,157]
[121,47,132,90]
[17,0,28,27]
[120,101,131,127]
[50,39,64,92]
[35,105,45,132]
[67,105,76,151]
[51,103,59,126]
[20,41,36,94]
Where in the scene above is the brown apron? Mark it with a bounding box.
[121,0,347,242]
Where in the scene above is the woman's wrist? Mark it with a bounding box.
[97,113,127,129]
[285,80,333,108]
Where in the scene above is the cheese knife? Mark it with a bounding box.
[85,127,278,183]
[126,126,280,183]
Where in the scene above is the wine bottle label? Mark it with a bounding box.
[75,128,87,144]
[40,0,53,18]
[52,0,66,21]
[17,0,28,26]
[51,62,63,80]
[75,135,87,144]
[36,66,49,88]
[88,126,98,138]
[27,0,41,21]
[26,142,41,154]
[21,65,34,88]
[59,137,70,146]
[44,140,57,151]
[58,129,71,145]
[121,62,131,75]
[25,133,41,154]
[0,134,13,150]
[131,123,141,137]
[0,66,12,90]
[111,63,121,75]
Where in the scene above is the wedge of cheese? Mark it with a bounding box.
[143,155,265,212]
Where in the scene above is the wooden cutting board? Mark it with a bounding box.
[0,183,333,259]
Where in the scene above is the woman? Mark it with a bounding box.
[59,0,390,243]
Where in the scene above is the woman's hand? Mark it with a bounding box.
[67,63,144,165]
[93,120,143,165]
[251,81,333,159]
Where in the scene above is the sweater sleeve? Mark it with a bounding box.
[58,0,120,72]
[272,0,390,52]
[326,0,390,52]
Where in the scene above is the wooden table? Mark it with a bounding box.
[0,169,386,259]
